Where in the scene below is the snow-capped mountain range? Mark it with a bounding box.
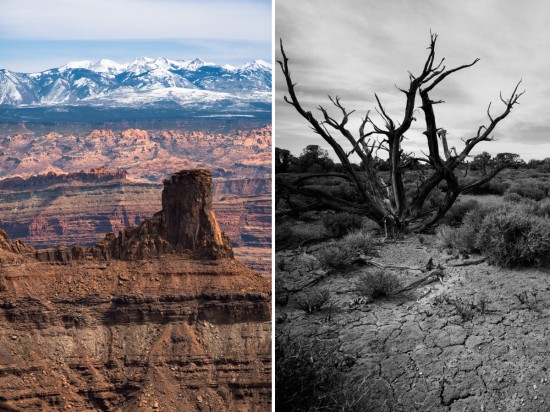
[0,57,272,111]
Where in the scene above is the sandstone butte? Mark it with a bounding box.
[0,169,272,411]
[0,126,272,275]
[0,168,272,275]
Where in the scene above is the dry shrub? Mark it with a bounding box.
[506,180,547,201]
[437,206,492,254]
[276,219,324,250]
[436,224,460,250]
[534,198,550,218]
[316,245,355,270]
[503,192,522,203]
[295,289,331,313]
[424,188,446,211]
[340,229,374,254]
[322,212,363,238]
[460,178,508,195]
[355,270,401,299]
[476,209,550,267]
[440,199,480,227]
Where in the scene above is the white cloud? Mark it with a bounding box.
[0,0,271,41]
[276,0,550,161]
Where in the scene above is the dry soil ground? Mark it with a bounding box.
[276,234,550,411]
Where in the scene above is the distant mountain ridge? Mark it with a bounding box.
[0,57,272,112]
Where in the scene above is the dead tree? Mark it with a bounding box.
[277,33,524,233]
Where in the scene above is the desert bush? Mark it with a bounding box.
[316,245,355,270]
[503,192,522,203]
[295,289,331,313]
[475,208,550,267]
[275,221,296,250]
[276,219,321,250]
[534,198,550,218]
[355,270,401,299]
[440,199,480,226]
[460,177,508,195]
[304,183,358,202]
[340,229,374,254]
[506,180,547,201]
[436,224,460,250]
[437,206,493,253]
[322,212,363,238]
[426,188,446,210]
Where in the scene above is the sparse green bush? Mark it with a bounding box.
[322,212,363,238]
[440,199,480,226]
[355,270,401,299]
[475,209,550,267]
[503,192,522,203]
[316,245,355,270]
[295,289,331,313]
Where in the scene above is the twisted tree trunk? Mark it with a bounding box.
[277,33,524,233]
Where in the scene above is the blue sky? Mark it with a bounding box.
[0,0,272,72]
[276,0,550,161]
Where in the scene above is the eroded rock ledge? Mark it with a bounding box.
[33,169,234,262]
[0,169,271,411]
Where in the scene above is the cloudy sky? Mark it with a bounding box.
[0,0,271,72]
[276,0,550,161]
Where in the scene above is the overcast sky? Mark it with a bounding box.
[0,0,271,72]
[276,0,550,161]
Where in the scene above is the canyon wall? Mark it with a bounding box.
[0,169,271,411]
[0,170,271,275]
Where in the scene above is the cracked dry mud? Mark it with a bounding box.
[276,236,550,411]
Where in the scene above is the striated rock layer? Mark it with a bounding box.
[0,170,271,275]
[0,169,271,411]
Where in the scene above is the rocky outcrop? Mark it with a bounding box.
[212,177,271,197]
[161,170,231,257]
[0,255,271,411]
[93,170,233,260]
[0,167,127,190]
[0,229,33,255]
[0,126,271,182]
[0,168,271,411]
[35,170,233,262]
[0,167,271,274]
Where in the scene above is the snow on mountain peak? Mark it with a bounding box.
[90,59,126,73]
[239,60,271,71]
[61,60,94,71]
[0,56,272,108]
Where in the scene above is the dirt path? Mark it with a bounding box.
[277,235,550,411]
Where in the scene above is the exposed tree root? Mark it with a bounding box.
[448,257,487,267]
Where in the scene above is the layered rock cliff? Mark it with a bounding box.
[0,170,271,274]
[0,170,271,411]
[0,126,271,182]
